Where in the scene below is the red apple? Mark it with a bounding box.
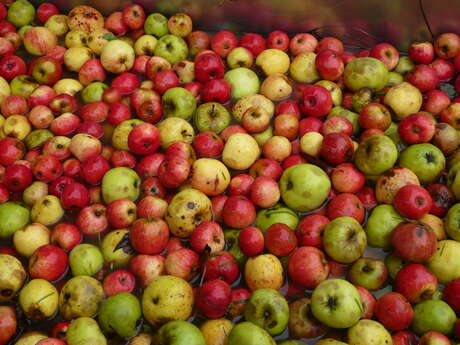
[196,279,232,319]
[130,217,169,255]
[394,185,433,220]
[423,90,450,115]
[129,254,165,287]
[315,49,344,81]
[190,221,225,254]
[288,246,329,288]
[431,58,455,81]
[222,195,256,229]
[238,33,266,56]
[392,331,419,345]
[210,30,237,57]
[0,55,26,81]
[356,285,376,319]
[375,292,413,331]
[265,223,298,257]
[203,250,239,284]
[317,36,344,55]
[75,203,108,236]
[51,223,81,252]
[29,244,68,281]
[326,193,365,223]
[78,58,106,86]
[267,30,289,50]
[320,132,354,165]
[405,64,439,92]
[238,226,264,257]
[370,42,400,70]
[394,264,438,303]
[0,306,16,345]
[102,269,136,296]
[434,32,460,59]
[165,247,200,281]
[290,33,318,56]
[106,198,137,229]
[195,52,225,83]
[250,176,280,208]
[409,41,435,64]
[122,4,145,30]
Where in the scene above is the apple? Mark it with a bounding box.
[0,254,26,302]
[374,292,413,331]
[100,40,134,74]
[311,278,363,328]
[19,278,58,320]
[344,57,388,91]
[370,42,400,70]
[412,300,456,335]
[347,320,392,345]
[224,67,260,99]
[348,257,388,291]
[288,246,329,288]
[7,0,35,28]
[384,82,423,120]
[399,143,445,184]
[245,254,284,291]
[154,34,189,64]
[66,317,106,345]
[290,33,317,55]
[354,134,398,176]
[0,306,17,345]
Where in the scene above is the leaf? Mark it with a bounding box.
[103,33,117,41]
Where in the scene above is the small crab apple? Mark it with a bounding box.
[238,33,266,56]
[370,42,400,70]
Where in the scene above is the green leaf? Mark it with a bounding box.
[103,33,117,41]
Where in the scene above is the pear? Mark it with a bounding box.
[142,275,193,326]
[245,254,284,291]
[0,201,30,238]
[347,320,392,345]
[100,229,133,268]
[102,167,141,204]
[200,319,233,345]
[153,320,206,345]
[13,332,47,345]
[19,279,58,320]
[59,276,104,320]
[227,322,276,345]
[0,254,26,302]
[99,292,141,338]
[384,81,422,120]
[344,57,388,92]
[69,243,104,277]
[67,317,107,345]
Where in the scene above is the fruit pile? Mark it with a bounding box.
[2,1,460,345]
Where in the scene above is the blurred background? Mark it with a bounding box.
[28,0,460,50]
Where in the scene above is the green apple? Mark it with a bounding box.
[0,201,30,238]
[352,88,374,113]
[279,164,331,212]
[154,35,188,64]
[354,135,398,176]
[385,121,401,145]
[112,119,144,150]
[69,243,104,276]
[99,292,141,338]
[384,81,422,120]
[144,13,169,37]
[347,258,388,291]
[7,0,35,27]
[10,75,39,98]
[194,102,231,133]
[255,204,299,233]
[24,129,54,150]
[327,106,360,135]
[59,276,104,320]
[224,67,260,99]
[153,321,205,345]
[288,298,327,339]
[100,230,133,268]
[311,279,363,328]
[343,57,388,91]
[228,322,276,345]
[427,240,460,284]
[399,143,445,184]
[289,53,320,84]
[31,195,63,226]
[166,188,212,238]
[365,204,404,250]
[158,117,195,149]
[445,204,460,241]
[67,317,107,345]
[81,82,108,103]
[244,288,289,335]
[102,167,141,204]
[387,71,404,86]
[0,254,26,303]
[348,320,392,345]
[323,217,366,264]
[162,87,196,120]
[384,254,407,279]
[412,300,456,335]
[394,56,415,74]
[224,229,245,265]
[142,275,194,326]
[19,279,58,320]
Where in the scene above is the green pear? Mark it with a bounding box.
[99,292,141,338]
[394,56,415,74]
[166,188,212,238]
[102,167,141,204]
[59,276,104,320]
[194,102,231,133]
[228,322,276,345]
[399,143,445,184]
[411,300,456,335]
[365,204,404,250]
[0,201,30,238]
[154,35,188,64]
[427,240,460,284]
[31,195,64,226]
[354,135,398,176]
[19,279,58,320]
[323,217,366,263]
[81,82,108,103]
[67,317,107,345]
[348,320,392,345]
[327,106,360,135]
[0,254,26,302]
[69,243,104,276]
[153,320,206,345]
[101,230,133,268]
[144,13,169,37]
[24,129,53,150]
[13,332,47,345]
[112,119,145,150]
[224,67,260,99]
[387,71,404,86]
[7,0,35,27]
[343,57,388,91]
[142,275,194,327]
[244,288,289,335]
[311,279,363,329]
[255,204,299,233]
[162,87,196,120]
[279,164,331,212]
